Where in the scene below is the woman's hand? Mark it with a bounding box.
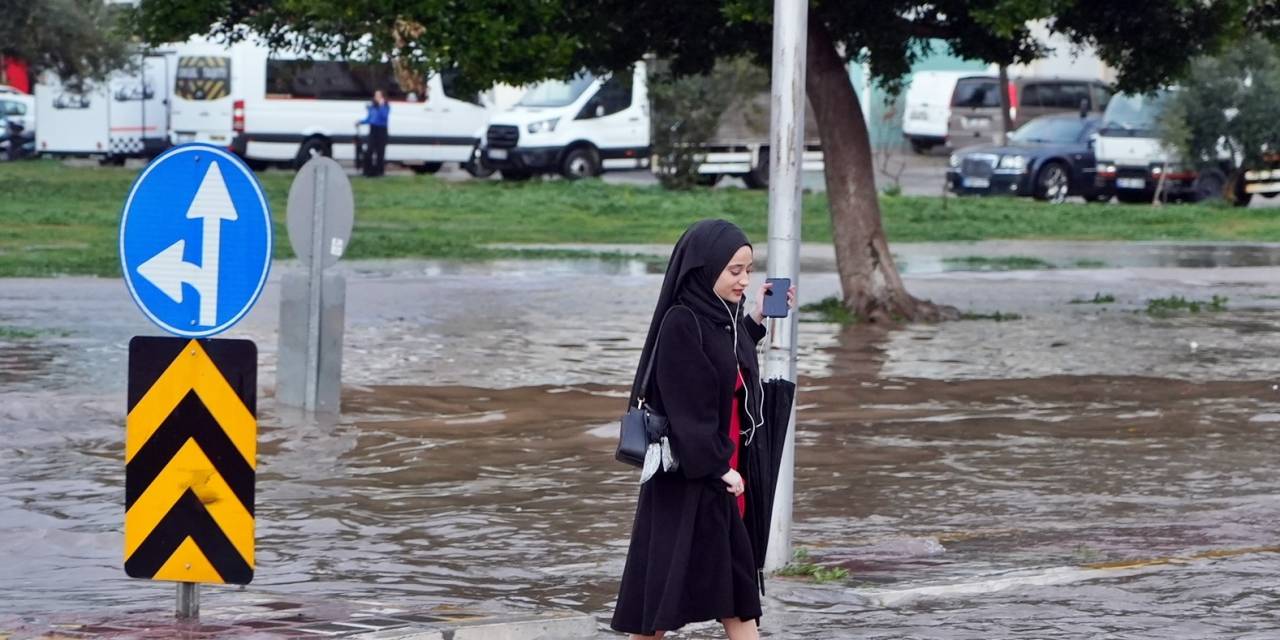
[721,468,745,497]
[750,281,798,324]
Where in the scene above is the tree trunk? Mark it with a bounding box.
[804,22,955,322]
[997,65,1013,146]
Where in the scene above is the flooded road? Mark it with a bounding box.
[2,245,1280,638]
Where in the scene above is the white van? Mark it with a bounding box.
[482,64,650,180]
[169,38,493,172]
[34,54,171,161]
[902,71,968,154]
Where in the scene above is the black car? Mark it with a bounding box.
[947,115,1111,203]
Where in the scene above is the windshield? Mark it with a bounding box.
[1010,117,1088,144]
[951,77,1000,108]
[517,73,595,107]
[1100,91,1170,135]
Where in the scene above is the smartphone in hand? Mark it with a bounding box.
[763,277,791,318]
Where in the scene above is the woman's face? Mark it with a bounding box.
[713,245,753,304]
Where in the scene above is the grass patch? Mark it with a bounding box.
[0,326,41,340]
[799,296,857,325]
[1072,544,1105,564]
[942,255,1054,271]
[958,311,1024,321]
[1070,292,1117,304]
[1072,259,1107,268]
[0,325,67,339]
[774,548,850,583]
[5,160,1280,277]
[1146,295,1229,316]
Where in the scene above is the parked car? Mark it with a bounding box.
[947,114,1111,203]
[948,76,1112,149]
[902,71,969,154]
[0,94,35,160]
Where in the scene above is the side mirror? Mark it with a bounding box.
[1079,98,1090,118]
[1088,132,1099,149]
[595,104,606,118]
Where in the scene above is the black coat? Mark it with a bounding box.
[611,308,767,635]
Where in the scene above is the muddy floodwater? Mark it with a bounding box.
[3,245,1280,638]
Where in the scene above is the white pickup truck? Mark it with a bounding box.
[1094,91,1280,205]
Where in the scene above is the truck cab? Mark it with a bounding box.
[1093,91,1191,203]
[482,63,650,180]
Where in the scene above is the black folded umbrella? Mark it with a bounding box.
[743,377,796,583]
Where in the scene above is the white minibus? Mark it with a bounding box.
[170,38,492,173]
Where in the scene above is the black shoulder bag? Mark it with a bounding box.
[615,306,702,467]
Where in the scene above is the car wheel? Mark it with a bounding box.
[411,162,443,175]
[1034,161,1070,203]
[501,170,533,182]
[910,139,931,155]
[560,146,600,180]
[1190,169,1226,203]
[462,146,495,178]
[295,136,331,169]
[695,173,720,187]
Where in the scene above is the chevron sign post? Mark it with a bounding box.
[125,337,256,586]
[118,144,270,619]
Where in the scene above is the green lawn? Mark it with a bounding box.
[1,159,1279,277]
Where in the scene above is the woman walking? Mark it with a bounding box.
[611,219,795,639]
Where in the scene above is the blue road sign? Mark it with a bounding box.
[120,144,273,338]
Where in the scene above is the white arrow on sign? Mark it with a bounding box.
[136,161,238,327]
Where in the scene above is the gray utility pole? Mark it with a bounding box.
[763,0,808,572]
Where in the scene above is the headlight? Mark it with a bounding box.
[949,154,960,168]
[527,117,560,134]
[1098,163,1116,176]
[997,154,1026,172]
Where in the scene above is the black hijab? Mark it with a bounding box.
[629,220,764,430]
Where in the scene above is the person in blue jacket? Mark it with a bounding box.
[358,90,390,176]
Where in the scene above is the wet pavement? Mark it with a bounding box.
[3,242,1280,638]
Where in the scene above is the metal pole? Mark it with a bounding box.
[176,582,199,619]
[303,162,327,412]
[763,0,808,572]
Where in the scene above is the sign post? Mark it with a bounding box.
[119,143,272,618]
[277,155,353,416]
[763,0,809,572]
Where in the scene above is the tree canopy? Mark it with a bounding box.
[133,1,1253,94]
[1,0,132,85]
[1161,35,1280,177]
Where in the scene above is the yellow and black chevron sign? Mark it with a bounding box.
[125,337,256,585]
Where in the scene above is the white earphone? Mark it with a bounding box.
[719,296,766,446]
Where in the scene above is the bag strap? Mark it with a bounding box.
[637,305,702,406]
